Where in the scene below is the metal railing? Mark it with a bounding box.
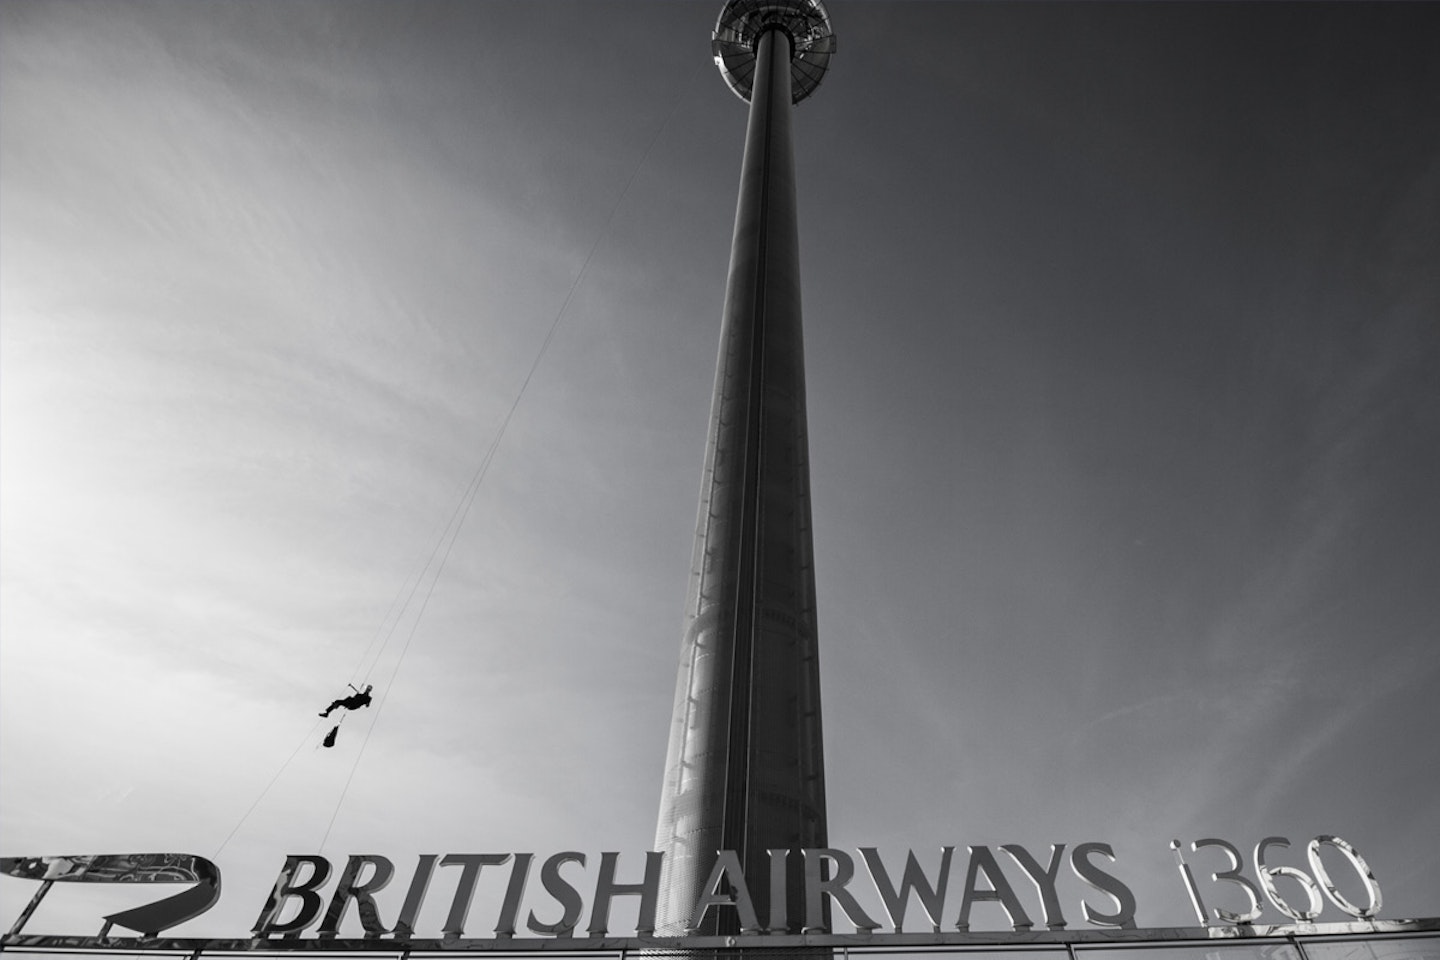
[3,920,1438,960]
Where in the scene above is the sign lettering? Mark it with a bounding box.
[0,835,1388,942]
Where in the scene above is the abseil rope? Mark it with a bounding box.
[214,61,702,862]
[317,61,704,854]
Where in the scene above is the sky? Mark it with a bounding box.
[2,0,1438,942]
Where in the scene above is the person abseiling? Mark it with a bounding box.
[319,684,373,718]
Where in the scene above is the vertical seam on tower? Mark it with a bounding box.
[724,24,784,928]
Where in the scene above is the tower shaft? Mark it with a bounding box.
[655,25,826,936]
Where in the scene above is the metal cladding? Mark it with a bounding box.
[712,0,835,105]
[654,7,832,938]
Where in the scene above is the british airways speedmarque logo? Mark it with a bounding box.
[0,854,221,937]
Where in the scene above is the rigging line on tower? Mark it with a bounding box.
[347,547,434,690]
[353,496,473,689]
[209,514,454,857]
[206,412,504,860]
[209,555,431,857]
[346,57,707,695]
[211,63,701,859]
[316,62,706,854]
[212,716,328,859]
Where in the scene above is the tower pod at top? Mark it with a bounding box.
[712,0,835,104]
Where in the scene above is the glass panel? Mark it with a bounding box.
[850,952,1065,960]
[1080,944,1302,960]
[1302,935,1440,960]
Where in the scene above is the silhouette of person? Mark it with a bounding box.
[319,684,373,718]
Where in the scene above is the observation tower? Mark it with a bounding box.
[654,0,836,938]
